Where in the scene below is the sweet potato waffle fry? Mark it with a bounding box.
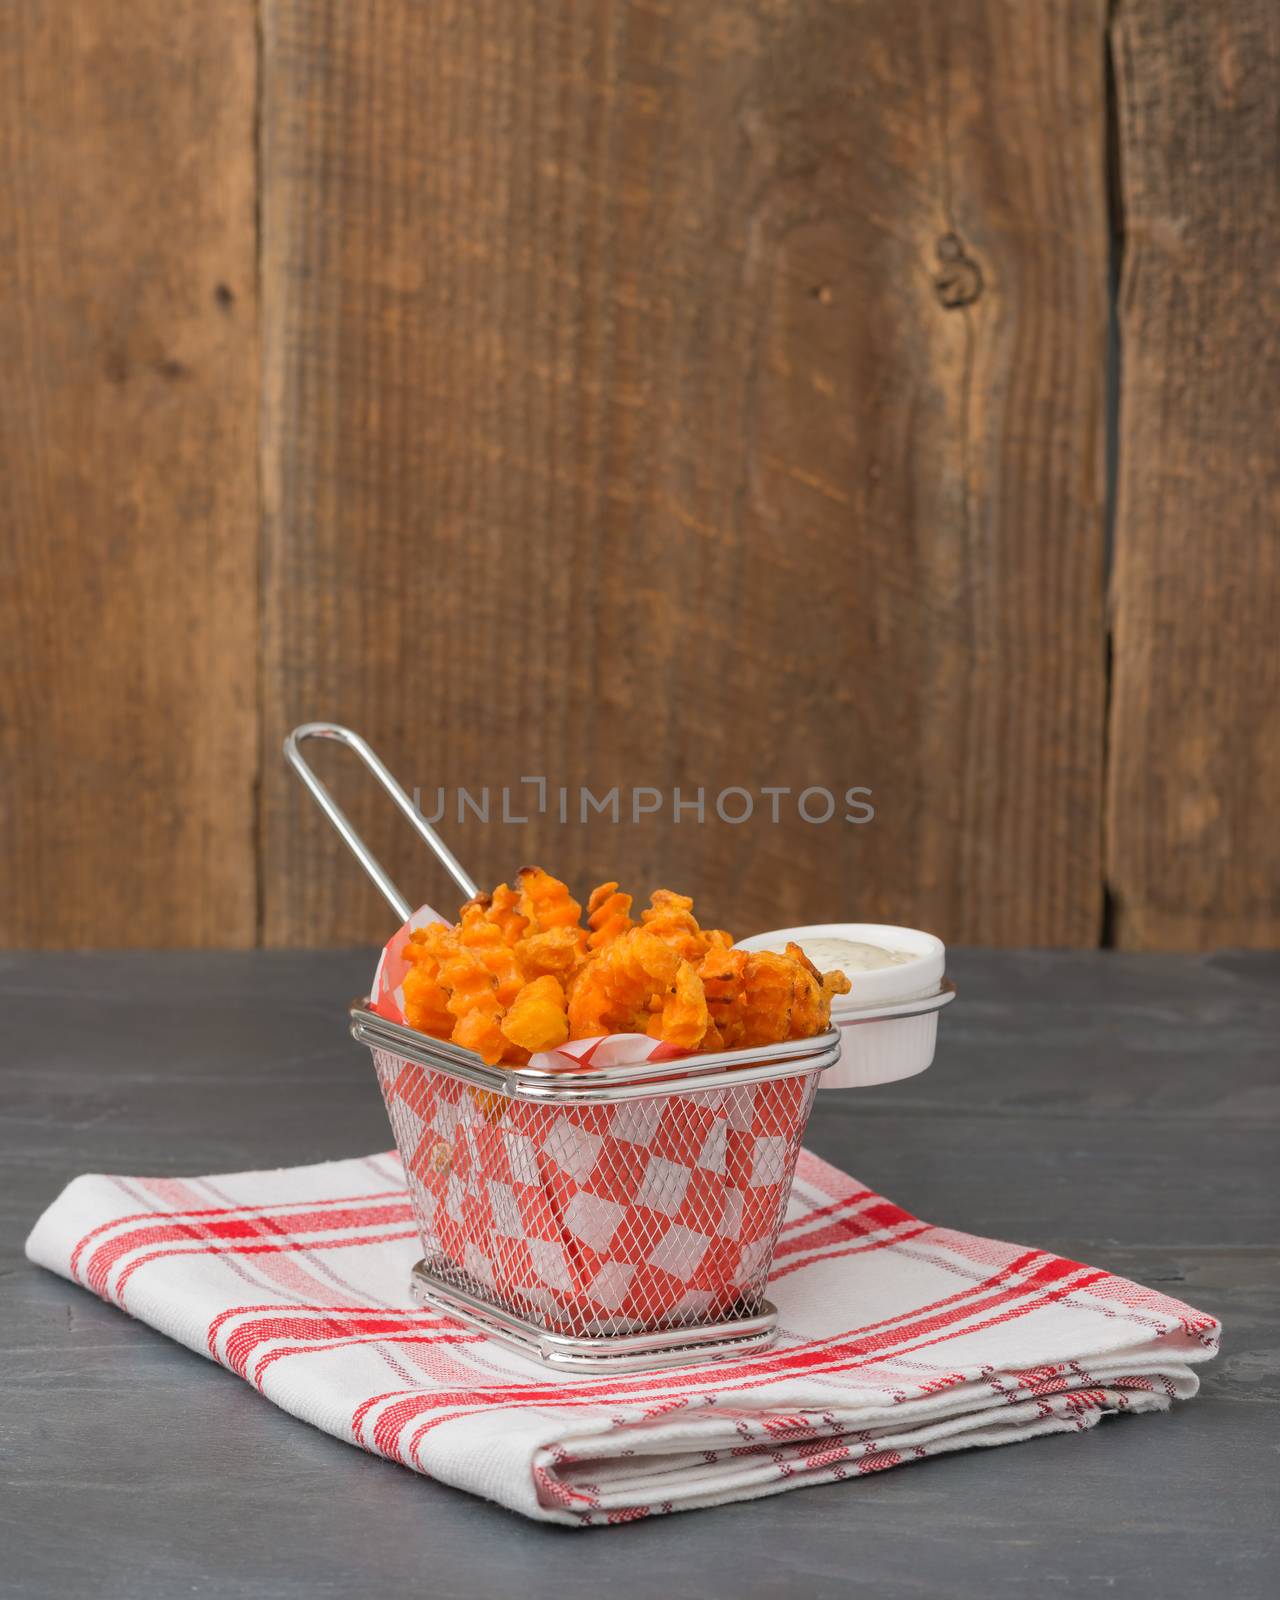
[401,868,850,1065]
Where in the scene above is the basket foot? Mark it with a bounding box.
[408,1260,779,1372]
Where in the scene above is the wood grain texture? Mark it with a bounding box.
[1107,0,1280,949]
[259,0,1110,948]
[0,2,259,946]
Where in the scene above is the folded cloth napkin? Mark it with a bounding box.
[26,1148,1219,1526]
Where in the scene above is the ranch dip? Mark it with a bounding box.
[760,935,915,978]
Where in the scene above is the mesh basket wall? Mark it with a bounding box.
[373,1049,820,1338]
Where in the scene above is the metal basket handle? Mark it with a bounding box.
[283,722,478,921]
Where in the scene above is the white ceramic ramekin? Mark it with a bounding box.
[735,922,947,1089]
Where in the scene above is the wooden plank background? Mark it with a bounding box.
[1107,0,1280,949]
[259,0,1108,948]
[1,0,1274,951]
[0,1,259,948]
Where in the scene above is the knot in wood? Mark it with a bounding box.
[933,233,983,309]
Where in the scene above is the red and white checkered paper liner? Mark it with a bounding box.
[377,1052,816,1334]
[26,1148,1220,1525]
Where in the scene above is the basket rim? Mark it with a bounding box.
[350,1001,842,1103]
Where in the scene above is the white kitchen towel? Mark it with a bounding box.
[26,1148,1220,1526]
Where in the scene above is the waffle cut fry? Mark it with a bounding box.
[515,925,587,988]
[649,957,710,1050]
[438,940,516,1066]
[585,881,633,950]
[738,950,798,1047]
[698,946,749,1050]
[564,928,710,1049]
[501,974,570,1054]
[517,866,583,935]
[787,939,852,1037]
[460,882,528,946]
[567,929,680,1038]
[640,889,732,963]
[457,903,526,1007]
[400,922,458,1038]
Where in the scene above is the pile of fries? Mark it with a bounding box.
[400,866,851,1065]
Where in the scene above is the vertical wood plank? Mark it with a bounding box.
[1108,0,1280,948]
[0,2,259,946]
[261,0,1108,947]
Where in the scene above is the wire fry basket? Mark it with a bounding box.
[286,723,840,1369]
[351,1004,833,1369]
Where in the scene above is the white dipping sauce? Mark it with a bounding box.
[758,934,915,977]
